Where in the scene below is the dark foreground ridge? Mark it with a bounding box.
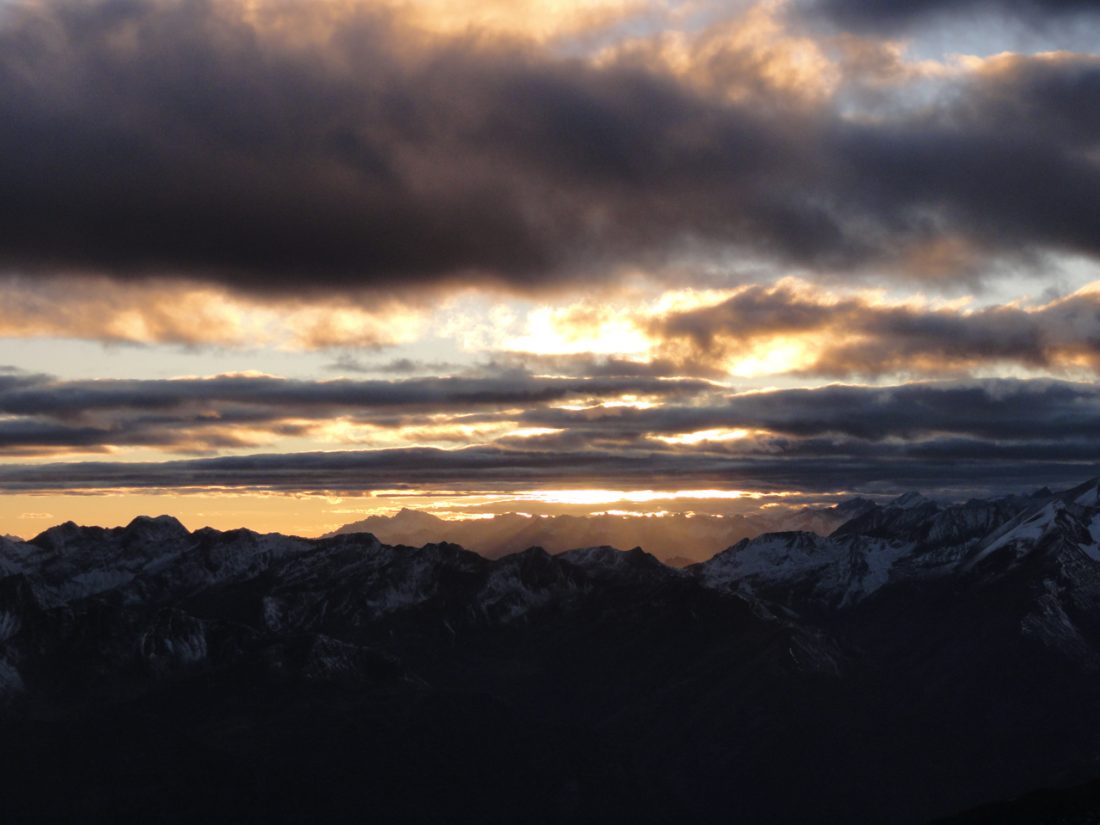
[3,479,1100,823]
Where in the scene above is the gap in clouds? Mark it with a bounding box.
[0,0,1097,537]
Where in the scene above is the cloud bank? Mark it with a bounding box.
[1,0,1098,300]
[0,371,1097,496]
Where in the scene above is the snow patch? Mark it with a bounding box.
[1075,484,1100,508]
[890,492,932,510]
[977,501,1062,560]
[841,540,914,606]
[701,532,916,607]
[1082,514,1100,563]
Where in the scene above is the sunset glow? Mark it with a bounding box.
[0,0,1097,537]
[5,2,1100,821]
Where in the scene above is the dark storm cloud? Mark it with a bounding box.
[0,377,1097,493]
[0,372,706,415]
[2,0,1100,294]
[515,379,1100,442]
[0,370,710,453]
[0,0,812,292]
[715,381,1100,441]
[813,0,1100,30]
[0,439,1093,496]
[4,370,1099,456]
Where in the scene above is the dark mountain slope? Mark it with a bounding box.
[2,479,1100,823]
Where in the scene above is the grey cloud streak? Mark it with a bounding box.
[812,0,1100,30]
[0,441,1093,497]
[0,372,706,415]
[0,370,711,453]
[1,0,1099,297]
[0,378,1098,494]
[512,380,1100,442]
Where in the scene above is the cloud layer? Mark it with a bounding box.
[0,369,709,454]
[1,0,1099,298]
[813,0,1100,30]
[0,0,1098,523]
[1,371,1097,496]
[651,281,1100,377]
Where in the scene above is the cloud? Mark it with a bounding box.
[0,371,708,416]
[4,366,1100,461]
[0,0,1097,301]
[812,0,1100,31]
[511,378,1100,444]
[0,435,1092,496]
[708,380,1100,441]
[395,0,654,41]
[649,279,1100,377]
[0,369,712,455]
[0,376,1097,495]
[0,276,426,348]
[326,357,467,375]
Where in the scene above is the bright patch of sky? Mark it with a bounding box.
[902,12,1100,63]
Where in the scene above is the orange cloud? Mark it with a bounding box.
[0,277,425,349]
[650,279,1100,378]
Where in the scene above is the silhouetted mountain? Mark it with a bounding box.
[3,479,1100,823]
[328,499,877,563]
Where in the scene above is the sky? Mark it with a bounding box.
[1,0,1100,537]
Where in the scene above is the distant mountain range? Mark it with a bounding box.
[328,497,879,563]
[2,478,1100,823]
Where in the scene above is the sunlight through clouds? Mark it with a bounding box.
[1,0,1098,533]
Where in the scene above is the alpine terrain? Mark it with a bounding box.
[4,479,1100,823]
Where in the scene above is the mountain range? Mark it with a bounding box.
[3,479,1100,822]
[328,497,878,564]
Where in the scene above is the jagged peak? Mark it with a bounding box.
[29,520,89,549]
[410,541,483,567]
[888,491,934,510]
[1044,476,1100,506]
[1069,477,1100,508]
[967,495,1100,567]
[560,544,665,570]
[391,507,446,524]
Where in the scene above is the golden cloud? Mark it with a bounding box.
[0,277,426,349]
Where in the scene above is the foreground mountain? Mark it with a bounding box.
[2,480,1100,822]
[328,498,876,562]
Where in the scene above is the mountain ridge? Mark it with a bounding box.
[324,496,881,563]
[3,476,1100,823]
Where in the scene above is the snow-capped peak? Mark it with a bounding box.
[1073,478,1100,508]
[889,491,933,510]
